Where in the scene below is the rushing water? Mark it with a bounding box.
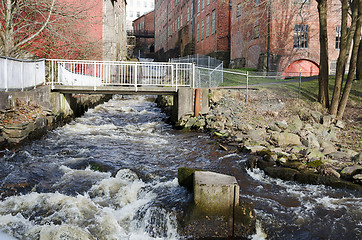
[0,96,361,240]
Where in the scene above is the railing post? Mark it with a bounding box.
[175,63,178,92]
[134,62,138,91]
[4,58,8,92]
[21,61,24,91]
[192,63,195,89]
[171,64,174,90]
[94,62,97,91]
[246,71,249,104]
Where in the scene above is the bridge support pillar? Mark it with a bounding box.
[173,87,193,123]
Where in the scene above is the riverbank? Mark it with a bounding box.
[173,88,362,190]
[0,87,111,150]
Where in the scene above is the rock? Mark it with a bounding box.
[243,145,266,153]
[352,153,362,164]
[300,131,320,149]
[276,120,288,130]
[335,119,345,129]
[194,118,206,129]
[295,171,362,191]
[327,151,350,160]
[247,129,266,141]
[311,111,322,123]
[246,156,258,170]
[237,122,253,132]
[257,159,275,170]
[307,159,324,168]
[289,117,303,133]
[340,165,362,177]
[184,117,197,129]
[341,149,358,158]
[210,121,225,131]
[283,161,306,171]
[276,156,288,164]
[306,150,325,161]
[264,167,299,181]
[352,174,362,184]
[271,132,302,146]
[320,141,337,155]
[322,115,335,127]
[317,166,341,178]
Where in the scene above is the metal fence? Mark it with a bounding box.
[221,69,310,102]
[47,59,194,91]
[171,55,223,88]
[0,56,45,91]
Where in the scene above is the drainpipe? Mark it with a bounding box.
[228,0,231,65]
[267,0,271,72]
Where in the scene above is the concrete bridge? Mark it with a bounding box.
[47,60,208,122]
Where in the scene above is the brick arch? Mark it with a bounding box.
[283,59,319,77]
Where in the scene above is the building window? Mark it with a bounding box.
[198,0,200,14]
[237,4,242,17]
[207,0,210,6]
[254,25,259,38]
[202,0,204,10]
[201,20,204,40]
[206,14,210,37]
[212,11,216,34]
[197,23,200,42]
[294,24,309,48]
[144,1,147,7]
[181,14,183,27]
[336,26,341,49]
[187,7,190,22]
[137,12,140,17]
[255,0,260,6]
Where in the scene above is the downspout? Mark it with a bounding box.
[267,0,271,72]
[228,0,232,66]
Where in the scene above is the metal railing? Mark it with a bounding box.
[47,59,195,91]
[171,55,223,88]
[0,56,45,91]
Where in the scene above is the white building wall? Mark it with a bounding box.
[126,0,154,30]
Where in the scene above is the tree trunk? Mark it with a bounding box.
[317,0,329,108]
[329,0,357,115]
[337,0,362,119]
[356,41,362,81]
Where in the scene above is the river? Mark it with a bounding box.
[0,96,361,239]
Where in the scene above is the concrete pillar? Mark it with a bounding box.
[175,87,193,121]
[201,88,209,114]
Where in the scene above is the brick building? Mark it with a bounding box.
[154,0,231,64]
[230,0,342,76]
[132,11,155,58]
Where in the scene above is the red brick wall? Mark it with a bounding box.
[231,0,343,75]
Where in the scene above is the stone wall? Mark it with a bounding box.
[0,86,111,149]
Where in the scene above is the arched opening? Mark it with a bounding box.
[284,59,319,77]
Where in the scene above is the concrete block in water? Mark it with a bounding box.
[180,170,256,238]
[194,171,239,214]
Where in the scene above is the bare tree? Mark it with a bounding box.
[329,0,360,118]
[316,0,329,108]
[0,0,102,59]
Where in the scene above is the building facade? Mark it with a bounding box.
[126,0,155,30]
[154,0,231,64]
[230,0,342,76]
[103,0,128,61]
[132,11,155,58]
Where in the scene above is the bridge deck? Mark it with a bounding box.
[51,85,179,95]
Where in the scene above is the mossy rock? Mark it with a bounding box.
[307,159,324,168]
[264,167,300,181]
[178,167,203,191]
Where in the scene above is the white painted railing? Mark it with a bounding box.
[0,57,45,91]
[47,60,195,91]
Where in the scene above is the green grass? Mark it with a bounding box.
[221,69,361,103]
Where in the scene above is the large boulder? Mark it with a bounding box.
[271,132,302,146]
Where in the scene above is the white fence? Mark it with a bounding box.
[47,60,195,91]
[171,55,223,88]
[0,57,45,91]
